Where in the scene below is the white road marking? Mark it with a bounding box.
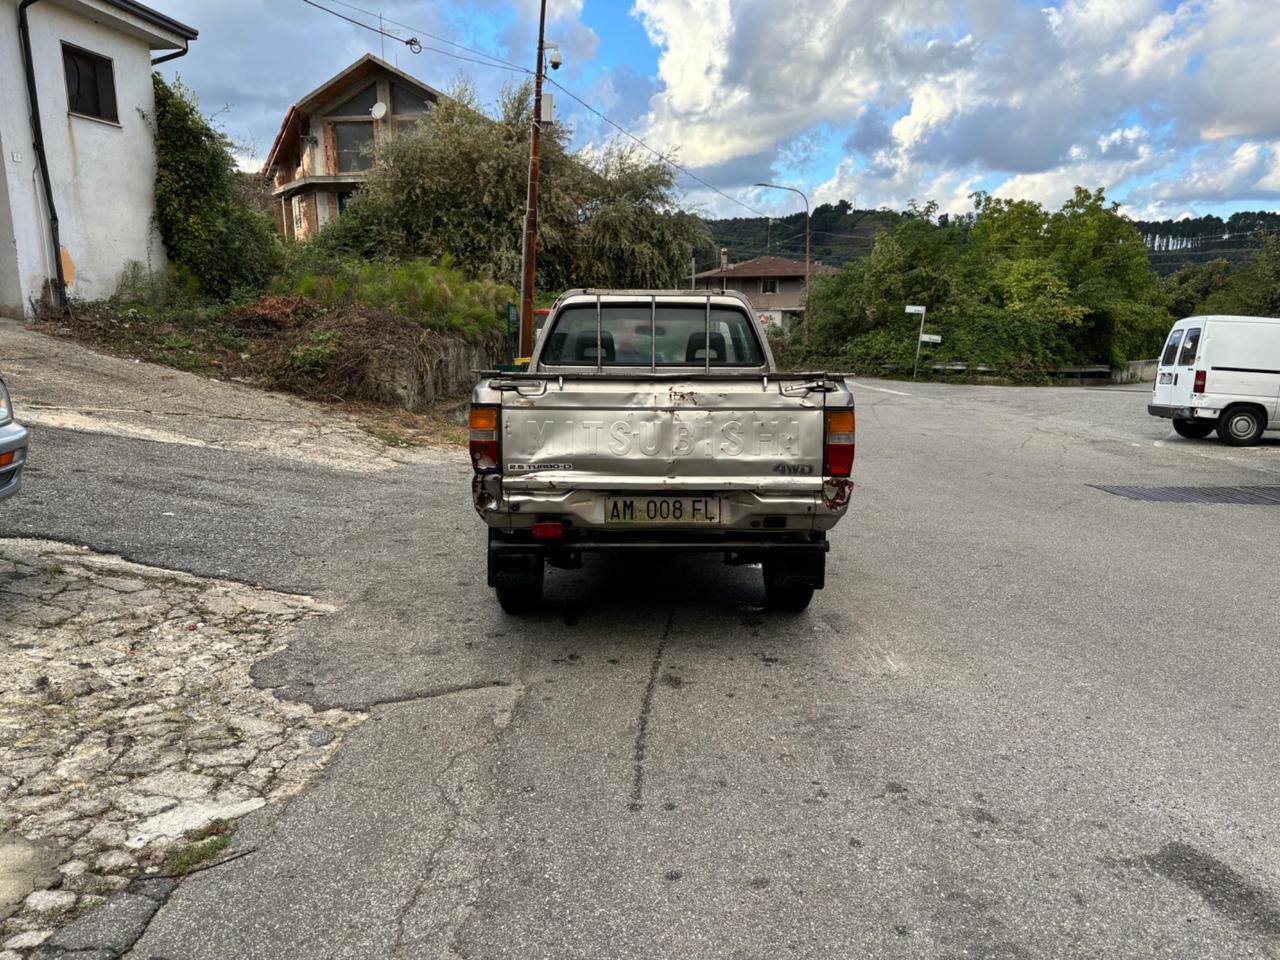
[850,381,913,397]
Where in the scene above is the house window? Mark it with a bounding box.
[759,278,778,294]
[331,84,378,116]
[292,197,303,230]
[334,122,374,172]
[391,82,430,115]
[336,191,354,214]
[63,44,117,123]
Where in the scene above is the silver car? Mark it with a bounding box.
[0,377,30,499]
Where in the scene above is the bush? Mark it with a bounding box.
[152,74,282,299]
[274,255,512,337]
[279,330,343,384]
[803,187,1172,376]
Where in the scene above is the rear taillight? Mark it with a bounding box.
[1193,369,1206,393]
[824,409,855,477]
[469,405,500,472]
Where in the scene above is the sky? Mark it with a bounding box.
[157,0,1280,223]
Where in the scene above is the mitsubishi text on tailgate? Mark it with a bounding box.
[469,290,855,613]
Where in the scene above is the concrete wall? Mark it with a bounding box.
[0,125,23,317]
[0,0,177,315]
[1114,358,1158,383]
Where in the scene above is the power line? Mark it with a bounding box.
[323,0,530,73]
[299,0,419,51]
[299,0,769,220]
[299,0,529,72]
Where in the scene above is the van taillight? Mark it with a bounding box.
[1193,370,1206,393]
[824,409,855,477]
[469,405,500,472]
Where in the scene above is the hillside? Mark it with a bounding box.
[704,201,899,269]
[706,203,1280,276]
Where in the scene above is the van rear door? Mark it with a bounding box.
[1153,323,1186,408]
[1168,323,1202,409]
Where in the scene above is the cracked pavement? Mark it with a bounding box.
[4,323,1280,959]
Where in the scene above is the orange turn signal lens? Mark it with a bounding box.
[0,452,12,468]
[826,409,854,435]
[469,405,499,430]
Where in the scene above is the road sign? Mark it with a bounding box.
[919,333,942,344]
[905,305,926,314]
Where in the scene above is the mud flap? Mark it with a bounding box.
[487,547,544,589]
[765,550,826,590]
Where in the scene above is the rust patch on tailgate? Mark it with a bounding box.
[823,477,854,510]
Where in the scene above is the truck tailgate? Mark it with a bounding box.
[499,378,827,491]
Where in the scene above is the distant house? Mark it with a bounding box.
[0,0,197,316]
[262,54,441,241]
[695,254,838,329]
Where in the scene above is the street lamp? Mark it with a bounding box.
[755,182,810,342]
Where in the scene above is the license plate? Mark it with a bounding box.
[606,496,720,524]
[1158,372,1173,384]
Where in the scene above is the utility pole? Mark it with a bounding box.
[517,0,549,361]
[755,183,810,343]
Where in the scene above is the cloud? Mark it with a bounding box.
[629,0,1280,215]
[152,0,1280,218]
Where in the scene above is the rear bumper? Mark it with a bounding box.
[1148,404,1216,420]
[488,530,830,554]
[475,477,851,533]
[0,421,30,500]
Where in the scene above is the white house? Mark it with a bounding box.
[0,0,196,317]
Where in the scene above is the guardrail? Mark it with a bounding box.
[876,361,1134,383]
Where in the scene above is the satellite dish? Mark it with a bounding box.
[370,101,387,120]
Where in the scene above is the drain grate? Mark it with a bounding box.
[1091,485,1280,505]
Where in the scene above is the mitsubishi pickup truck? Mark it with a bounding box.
[469,289,855,613]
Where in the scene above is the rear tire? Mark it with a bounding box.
[489,530,544,614]
[762,559,815,611]
[1172,418,1214,439]
[495,575,542,614]
[1216,405,1265,446]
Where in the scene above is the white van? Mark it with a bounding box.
[1148,315,1280,445]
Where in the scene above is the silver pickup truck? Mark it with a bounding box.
[469,289,855,613]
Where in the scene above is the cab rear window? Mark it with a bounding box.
[1177,327,1201,366]
[541,304,765,367]
[1161,330,1183,366]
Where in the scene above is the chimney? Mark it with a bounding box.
[719,247,728,270]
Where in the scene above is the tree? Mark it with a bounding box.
[797,186,1172,375]
[1162,258,1234,318]
[1198,235,1280,316]
[152,74,281,298]
[328,81,707,291]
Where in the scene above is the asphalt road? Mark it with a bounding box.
[6,340,1280,959]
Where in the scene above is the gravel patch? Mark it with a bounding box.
[0,539,363,956]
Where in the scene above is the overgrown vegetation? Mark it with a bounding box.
[311,81,709,291]
[783,189,1173,377]
[273,255,510,337]
[56,269,499,419]
[1160,235,1280,319]
[152,75,282,298]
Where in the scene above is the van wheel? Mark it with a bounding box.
[1216,405,1265,446]
[762,559,815,612]
[1172,418,1214,439]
